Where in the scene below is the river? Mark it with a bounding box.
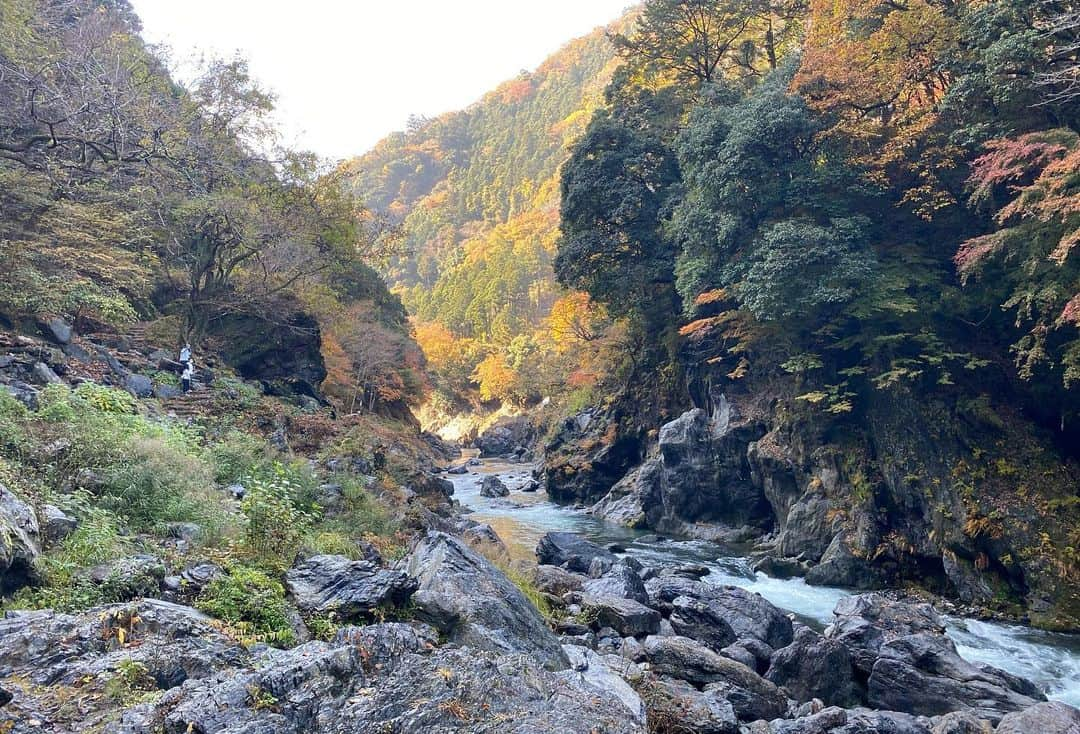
[448,458,1080,707]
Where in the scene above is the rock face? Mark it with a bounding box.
[536,531,616,574]
[1,603,644,734]
[766,627,859,707]
[479,475,510,497]
[475,415,536,458]
[591,407,771,539]
[582,596,661,638]
[285,555,417,620]
[405,531,568,670]
[0,485,40,594]
[827,594,1044,724]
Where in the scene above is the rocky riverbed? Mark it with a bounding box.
[4,458,1080,733]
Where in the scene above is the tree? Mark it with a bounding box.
[555,111,680,320]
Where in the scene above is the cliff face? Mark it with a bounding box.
[555,369,1080,631]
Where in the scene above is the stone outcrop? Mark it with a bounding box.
[285,554,417,620]
[0,484,40,594]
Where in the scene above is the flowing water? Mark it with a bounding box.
[449,458,1080,707]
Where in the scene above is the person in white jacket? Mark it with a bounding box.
[181,362,194,394]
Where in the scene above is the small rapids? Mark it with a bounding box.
[449,458,1080,707]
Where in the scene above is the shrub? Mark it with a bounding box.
[239,463,313,568]
[0,391,28,456]
[196,564,296,647]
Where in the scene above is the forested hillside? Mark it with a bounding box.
[546,0,1080,629]
[346,15,633,410]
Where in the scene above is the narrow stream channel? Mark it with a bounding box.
[449,458,1080,707]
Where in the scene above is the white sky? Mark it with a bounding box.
[130,1,633,161]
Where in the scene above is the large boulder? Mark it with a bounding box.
[766,627,860,707]
[114,627,644,734]
[582,595,662,638]
[994,701,1080,734]
[826,593,946,675]
[405,531,568,670]
[581,563,649,604]
[645,575,793,649]
[475,415,536,458]
[637,675,740,734]
[536,532,616,574]
[0,484,40,594]
[285,555,417,620]
[479,475,510,498]
[641,635,787,721]
[866,633,1044,723]
[563,645,647,724]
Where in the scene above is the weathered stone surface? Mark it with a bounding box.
[533,564,585,596]
[563,645,646,723]
[642,635,787,721]
[581,563,648,604]
[41,504,77,544]
[583,595,661,638]
[30,361,61,385]
[645,574,793,649]
[929,711,992,734]
[866,633,1043,723]
[0,484,40,594]
[994,701,1080,734]
[124,372,154,398]
[766,627,860,707]
[85,555,166,601]
[768,706,850,734]
[285,555,416,619]
[536,531,616,574]
[826,593,946,675]
[638,675,740,734]
[45,317,73,344]
[479,475,510,498]
[476,415,535,458]
[406,531,568,669]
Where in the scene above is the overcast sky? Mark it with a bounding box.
[130,1,632,161]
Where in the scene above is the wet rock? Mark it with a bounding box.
[406,531,568,670]
[645,575,793,649]
[766,627,859,707]
[480,475,510,498]
[582,563,649,604]
[0,484,40,594]
[582,595,661,638]
[536,531,617,574]
[521,479,541,492]
[638,675,740,734]
[642,635,787,721]
[866,633,1043,723]
[994,701,1080,734]
[41,504,77,543]
[285,555,416,620]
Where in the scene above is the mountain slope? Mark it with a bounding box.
[345,13,633,405]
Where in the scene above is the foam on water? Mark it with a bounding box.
[449,461,1080,704]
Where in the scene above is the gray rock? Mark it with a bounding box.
[180,562,222,590]
[534,564,585,595]
[563,645,646,723]
[4,382,38,410]
[45,317,73,344]
[994,701,1080,734]
[582,563,649,604]
[831,709,932,734]
[124,373,154,398]
[41,504,77,544]
[536,531,617,574]
[480,475,510,498]
[0,484,41,594]
[930,711,992,734]
[85,555,166,601]
[769,706,849,734]
[582,595,661,638]
[406,531,568,670]
[165,522,203,542]
[638,675,740,734]
[867,633,1043,723]
[826,593,946,675]
[766,627,859,707]
[153,383,182,399]
[806,532,887,589]
[646,575,793,649]
[285,555,416,620]
[30,361,61,385]
[642,635,787,721]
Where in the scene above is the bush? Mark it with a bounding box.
[0,391,28,456]
[239,463,313,568]
[196,565,296,647]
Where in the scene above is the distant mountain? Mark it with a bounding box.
[345,12,633,345]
